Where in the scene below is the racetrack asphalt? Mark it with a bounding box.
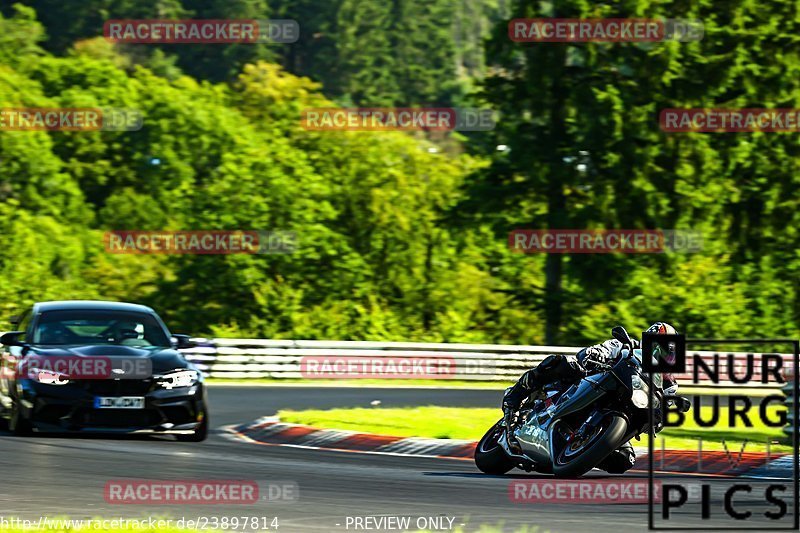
[0,386,794,532]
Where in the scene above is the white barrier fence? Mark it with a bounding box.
[183,338,793,390]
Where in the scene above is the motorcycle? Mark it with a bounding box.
[475,326,691,478]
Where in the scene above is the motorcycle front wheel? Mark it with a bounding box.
[552,413,628,478]
[474,418,516,475]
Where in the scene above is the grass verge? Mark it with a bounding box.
[277,405,791,452]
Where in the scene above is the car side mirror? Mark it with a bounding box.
[171,334,193,349]
[0,331,25,347]
[611,326,633,347]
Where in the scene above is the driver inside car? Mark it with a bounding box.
[501,322,680,474]
[36,322,74,345]
[113,321,145,344]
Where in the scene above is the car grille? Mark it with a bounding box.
[75,379,153,395]
[77,409,161,427]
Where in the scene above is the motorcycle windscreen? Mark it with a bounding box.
[632,348,663,389]
[550,372,617,421]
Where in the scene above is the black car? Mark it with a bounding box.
[0,301,208,441]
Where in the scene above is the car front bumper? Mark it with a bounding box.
[16,379,207,433]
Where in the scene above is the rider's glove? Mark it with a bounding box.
[671,396,692,413]
[663,382,691,413]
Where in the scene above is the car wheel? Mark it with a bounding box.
[9,399,33,436]
[176,415,208,442]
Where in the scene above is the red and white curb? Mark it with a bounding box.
[223,417,475,460]
[224,417,792,478]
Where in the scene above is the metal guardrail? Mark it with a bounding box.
[3,331,795,434]
[183,338,794,391]
[1,330,791,391]
[187,337,799,439]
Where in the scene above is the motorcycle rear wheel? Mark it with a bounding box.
[474,419,516,475]
[552,413,628,478]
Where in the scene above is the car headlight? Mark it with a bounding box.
[155,369,199,390]
[29,368,70,385]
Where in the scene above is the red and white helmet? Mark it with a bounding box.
[646,322,677,336]
[646,322,678,365]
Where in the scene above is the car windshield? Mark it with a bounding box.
[32,310,171,347]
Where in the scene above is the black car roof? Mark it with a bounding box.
[34,301,156,314]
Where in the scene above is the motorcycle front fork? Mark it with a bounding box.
[499,423,539,473]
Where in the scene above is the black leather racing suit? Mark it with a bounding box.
[503,336,678,474]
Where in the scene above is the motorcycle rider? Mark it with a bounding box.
[501,322,680,474]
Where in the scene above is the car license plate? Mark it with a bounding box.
[94,396,145,409]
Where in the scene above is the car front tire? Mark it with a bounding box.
[9,399,33,436]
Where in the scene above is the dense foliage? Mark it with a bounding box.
[0,1,797,345]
